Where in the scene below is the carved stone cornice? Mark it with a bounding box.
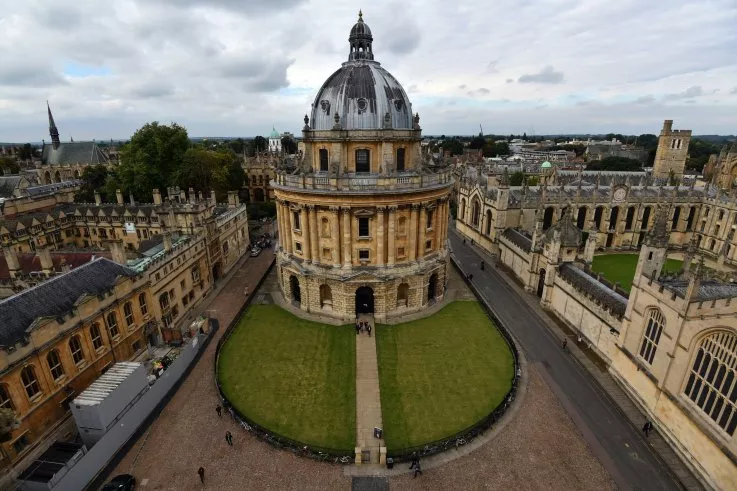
[376,206,387,213]
[411,203,421,210]
[329,206,341,213]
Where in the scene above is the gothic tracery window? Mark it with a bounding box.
[684,331,737,435]
[639,308,664,365]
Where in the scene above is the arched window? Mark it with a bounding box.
[608,206,619,230]
[90,323,103,350]
[107,312,119,339]
[21,366,41,399]
[719,210,725,221]
[672,206,681,230]
[69,335,85,365]
[124,302,134,327]
[641,206,652,231]
[625,206,635,231]
[397,283,409,307]
[319,284,332,308]
[47,349,65,381]
[459,199,466,222]
[319,149,329,172]
[484,210,492,236]
[471,198,481,227]
[0,384,14,410]
[639,308,665,365]
[543,207,554,231]
[710,239,717,251]
[593,206,604,230]
[684,331,737,435]
[159,292,170,310]
[139,292,148,316]
[576,207,587,229]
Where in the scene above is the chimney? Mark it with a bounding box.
[37,247,54,275]
[189,187,196,204]
[153,188,162,205]
[108,240,127,265]
[116,189,124,205]
[94,191,102,205]
[227,191,238,209]
[163,231,173,252]
[3,247,20,278]
[210,190,217,205]
[129,193,136,206]
[180,189,186,203]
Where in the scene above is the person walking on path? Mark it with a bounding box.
[216,405,222,418]
[367,324,372,337]
[409,455,419,470]
[413,461,422,478]
[198,467,205,484]
[225,431,233,446]
[243,285,249,297]
[355,321,360,335]
[643,421,653,438]
[562,338,568,351]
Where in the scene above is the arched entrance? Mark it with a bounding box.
[428,273,438,302]
[290,275,301,304]
[212,261,222,281]
[355,286,374,314]
[536,269,546,298]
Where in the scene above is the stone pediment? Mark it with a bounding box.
[353,208,375,217]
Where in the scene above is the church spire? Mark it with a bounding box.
[47,101,60,149]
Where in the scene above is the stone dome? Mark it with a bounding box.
[309,12,414,131]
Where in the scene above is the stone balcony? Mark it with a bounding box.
[272,170,453,195]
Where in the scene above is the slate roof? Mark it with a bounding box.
[0,176,25,198]
[0,257,137,348]
[0,251,110,279]
[41,141,108,166]
[502,228,532,252]
[558,263,628,319]
[661,279,737,302]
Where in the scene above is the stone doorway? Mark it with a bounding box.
[355,286,374,314]
[289,275,301,305]
[428,273,438,303]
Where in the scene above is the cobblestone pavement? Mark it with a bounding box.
[389,365,616,490]
[108,248,615,490]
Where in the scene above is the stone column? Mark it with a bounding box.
[409,204,419,261]
[285,204,295,254]
[330,206,341,267]
[387,206,397,266]
[342,207,352,268]
[309,205,319,264]
[302,206,312,262]
[376,206,386,266]
[418,204,427,259]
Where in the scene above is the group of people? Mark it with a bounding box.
[356,319,372,336]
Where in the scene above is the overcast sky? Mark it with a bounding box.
[1,0,736,142]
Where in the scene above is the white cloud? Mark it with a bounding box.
[1,0,736,141]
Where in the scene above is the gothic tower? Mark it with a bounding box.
[652,119,692,179]
[47,101,61,149]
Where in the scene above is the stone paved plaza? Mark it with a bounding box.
[107,247,616,490]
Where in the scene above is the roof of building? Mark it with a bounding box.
[661,279,737,302]
[17,441,86,483]
[269,127,280,139]
[73,362,142,406]
[0,251,110,280]
[0,257,137,348]
[0,176,24,198]
[502,228,533,252]
[544,207,582,248]
[558,263,627,318]
[541,161,552,168]
[310,13,413,131]
[41,141,109,166]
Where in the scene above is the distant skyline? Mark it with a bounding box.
[1,0,736,141]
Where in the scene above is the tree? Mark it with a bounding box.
[19,143,33,160]
[522,132,527,141]
[509,171,525,186]
[0,157,20,175]
[115,122,190,201]
[586,156,643,171]
[469,135,486,150]
[172,148,243,201]
[483,141,509,157]
[74,166,111,203]
[0,408,18,442]
[229,138,246,155]
[441,138,464,156]
[248,136,268,156]
[281,135,298,154]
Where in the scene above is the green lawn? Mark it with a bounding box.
[376,301,515,450]
[592,254,683,292]
[217,305,356,451]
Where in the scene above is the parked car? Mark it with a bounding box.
[102,474,136,490]
[250,247,262,257]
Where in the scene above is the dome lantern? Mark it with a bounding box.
[348,10,374,61]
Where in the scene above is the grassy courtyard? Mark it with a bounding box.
[591,254,683,292]
[217,305,356,451]
[376,301,515,450]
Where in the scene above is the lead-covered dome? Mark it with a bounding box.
[309,12,414,131]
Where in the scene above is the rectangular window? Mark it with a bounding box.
[358,249,370,260]
[426,210,433,229]
[396,148,405,172]
[322,247,331,260]
[180,279,186,290]
[191,265,201,284]
[425,239,432,250]
[12,434,29,454]
[355,149,370,173]
[293,211,301,230]
[319,149,329,172]
[295,242,302,253]
[358,217,370,238]
[397,247,406,258]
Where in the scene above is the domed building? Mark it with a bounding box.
[273,12,453,322]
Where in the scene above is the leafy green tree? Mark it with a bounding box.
[527,176,539,186]
[586,156,643,171]
[115,122,190,201]
[441,138,464,156]
[281,135,298,154]
[469,135,486,150]
[0,408,18,442]
[483,141,509,157]
[509,171,525,186]
[19,143,33,160]
[229,138,246,155]
[0,157,20,175]
[74,166,111,203]
[172,148,244,201]
[248,136,268,156]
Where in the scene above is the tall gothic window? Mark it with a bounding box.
[355,149,370,173]
[47,350,65,381]
[21,366,41,399]
[471,199,481,227]
[124,302,134,327]
[684,331,737,435]
[91,323,103,350]
[69,336,85,365]
[639,308,665,365]
[485,210,492,236]
[107,312,119,339]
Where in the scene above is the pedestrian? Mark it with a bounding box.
[463,238,466,244]
[480,260,485,270]
[198,466,205,484]
[244,286,249,297]
[643,421,653,438]
[225,430,233,446]
[469,273,474,281]
[216,405,222,418]
[562,338,567,350]
[413,461,422,478]
[367,324,372,337]
[409,455,418,469]
[355,322,360,335]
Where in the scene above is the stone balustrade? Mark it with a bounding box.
[273,170,452,193]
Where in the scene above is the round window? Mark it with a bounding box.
[357,98,368,113]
